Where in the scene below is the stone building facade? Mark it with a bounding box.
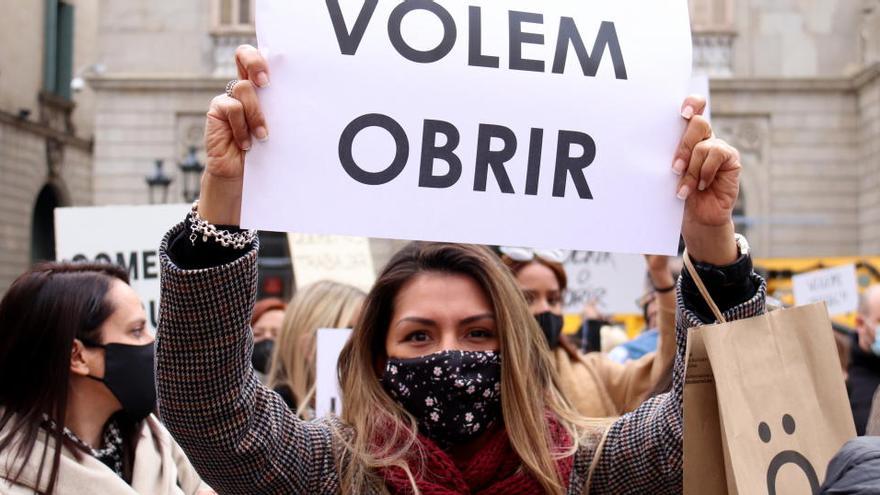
[0,0,99,292]
[2,0,879,293]
[86,0,880,261]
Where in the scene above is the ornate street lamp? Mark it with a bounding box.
[145,159,172,204]
[178,146,205,203]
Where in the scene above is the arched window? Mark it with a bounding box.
[31,185,62,263]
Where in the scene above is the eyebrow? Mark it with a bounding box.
[460,314,495,325]
[395,313,495,328]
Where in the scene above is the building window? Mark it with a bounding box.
[689,0,736,76]
[31,184,62,263]
[43,0,75,100]
[215,0,255,32]
[689,0,735,32]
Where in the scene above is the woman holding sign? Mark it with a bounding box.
[155,46,764,494]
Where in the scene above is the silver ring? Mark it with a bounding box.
[225,79,239,98]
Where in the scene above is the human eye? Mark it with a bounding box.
[522,290,537,304]
[468,328,495,339]
[130,325,146,338]
[403,331,431,343]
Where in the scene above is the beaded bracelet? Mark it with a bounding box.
[188,200,257,249]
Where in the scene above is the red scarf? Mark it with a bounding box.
[379,418,573,495]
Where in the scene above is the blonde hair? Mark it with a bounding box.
[335,242,596,495]
[267,281,365,419]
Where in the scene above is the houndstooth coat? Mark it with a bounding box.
[156,223,766,494]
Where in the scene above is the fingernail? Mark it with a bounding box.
[256,72,270,88]
[242,140,252,151]
[698,180,707,191]
[681,106,695,119]
[254,127,269,141]
[672,159,686,176]
[677,184,691,201]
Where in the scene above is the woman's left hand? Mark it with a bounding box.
[672,95,742,266]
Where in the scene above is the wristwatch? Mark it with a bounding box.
[688,233,753,287]
[734,233,750,257]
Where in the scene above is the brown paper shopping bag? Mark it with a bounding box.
[682,252,855,495]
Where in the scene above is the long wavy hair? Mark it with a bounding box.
[267,281,365,419]
[0,263,138,494]
[335,242,592,495]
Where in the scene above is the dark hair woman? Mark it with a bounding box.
[154,45,765,494]
[500,253,678,417]
[0,263,213,495]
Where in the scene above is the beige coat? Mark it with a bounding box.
[0,415,210,495]
[555,305,677,418]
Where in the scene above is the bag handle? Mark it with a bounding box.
[682,249,727,323]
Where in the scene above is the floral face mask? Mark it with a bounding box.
[381,350,502,448]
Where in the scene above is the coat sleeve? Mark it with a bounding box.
[586,269,766,494]
[592,351,658,415]
[155,223,341,494]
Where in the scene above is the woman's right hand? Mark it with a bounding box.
[198,44,270,226]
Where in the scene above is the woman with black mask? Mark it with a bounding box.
[501,253,677,417]
[153,45,765,494]
[0,263,213,495]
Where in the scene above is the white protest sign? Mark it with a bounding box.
[792,264,859,316]
[691,74,710,121]
[288,233,376,292]
[243,0,693,255]
[315,328,353,417]
[563,252,647,315]
[55,204,190,332]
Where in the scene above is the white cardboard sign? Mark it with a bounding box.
[55,204,190,332]
[315,327,354,417]
[563,252,647,315]
[792,264,859,316]
[288,233,376,292]
[243,0,693,255]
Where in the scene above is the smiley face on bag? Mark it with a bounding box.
[759,414,820,495]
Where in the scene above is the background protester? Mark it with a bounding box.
[819,437,880,494]
[849,285,880,435]
[501,253,677,417]
[250,297,286,378]
[608,256,682,363]
[0,263,212,495]
[154,46,763,494]
[267,280,364,417]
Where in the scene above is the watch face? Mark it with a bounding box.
[735,234,750,256]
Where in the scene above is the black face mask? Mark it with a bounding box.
[381,350,502,448]
[535,312,564,349]
[86,342,156,421]
[252,340,275,374]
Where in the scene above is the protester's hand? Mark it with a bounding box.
[199,44,270,225]
[582,299,605,321]
[646,255,675,288]
[672,95,741,266]
[645,255,669,274]
[857,322,876,353]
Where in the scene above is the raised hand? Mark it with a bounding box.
[672,96,742,266]
[199,45,270,226]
